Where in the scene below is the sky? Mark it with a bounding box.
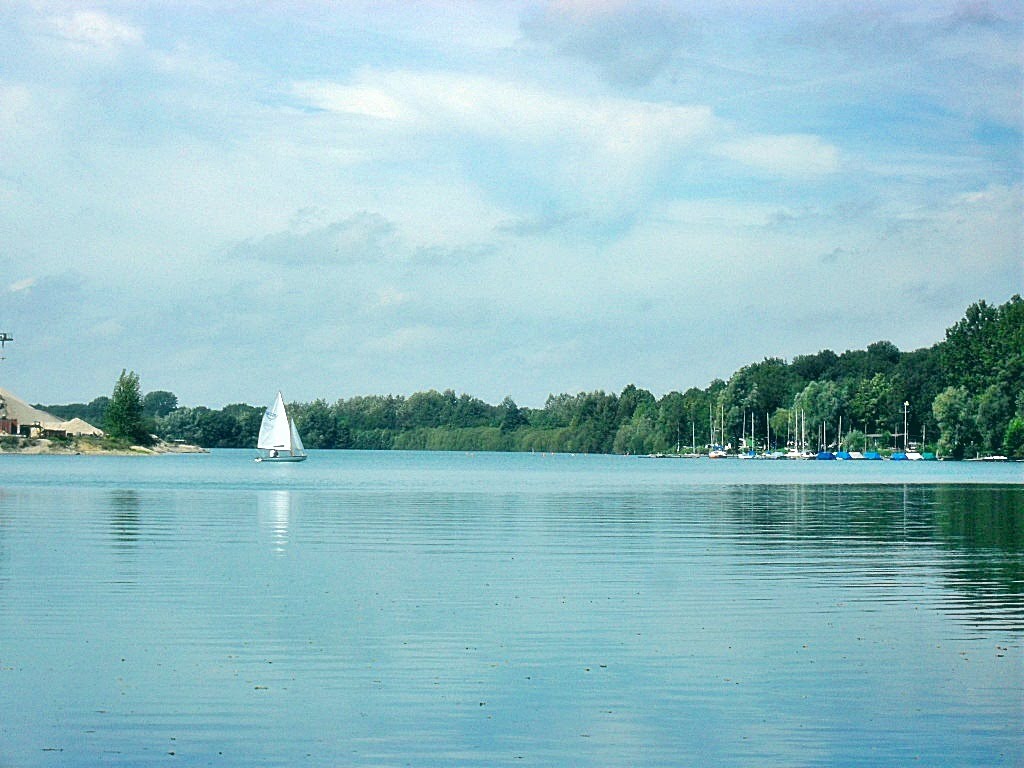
[1,0,1021,408]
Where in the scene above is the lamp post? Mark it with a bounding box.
[903,401,910,452]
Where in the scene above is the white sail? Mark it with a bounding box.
[256,391,308,461]
[257,391,292,450]
[289,416,306,455]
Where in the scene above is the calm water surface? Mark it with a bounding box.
[0,451,1021,767]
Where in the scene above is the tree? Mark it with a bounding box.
[613,414,662,455]
[975,385,1011,454]
[398,390,449,429]
[849,373,896,434]
[143,390,178,418]
[86,397,111,425]
[1003,417,1024,458]
[617,384,656,423]
[534,393,577,429]
[941,295,1022,396]
[791,350,839,384]
[105,370,151,445]
[933,386,977,459]
[292,399,339,448]
[499,396,527,433]
[568,391,619,453]
[844,429,868,452]
[222,403,265,446]
[793,380,842,448]
[865,340,901,372]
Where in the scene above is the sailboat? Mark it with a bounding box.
[255,391,307,462]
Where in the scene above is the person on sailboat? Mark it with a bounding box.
[270,449,278,458]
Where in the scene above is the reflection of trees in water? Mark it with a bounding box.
[934,486,1024,552]
[109,489,142,548]
[933,485,1024,629]
[722,483,1024,631]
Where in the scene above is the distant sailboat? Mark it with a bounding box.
[255,391,307,462]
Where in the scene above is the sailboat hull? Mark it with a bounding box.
[255,454,307,463]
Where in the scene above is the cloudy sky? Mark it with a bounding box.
[1,1,1021,408]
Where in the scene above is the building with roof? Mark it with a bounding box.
[0,387,104,438]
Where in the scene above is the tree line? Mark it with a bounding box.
[40,296,1024,458]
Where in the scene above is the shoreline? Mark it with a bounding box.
[0,437,208,456]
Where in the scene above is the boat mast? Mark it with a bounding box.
[903,401,910,452]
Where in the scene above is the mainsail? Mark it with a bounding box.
[257,391,293,450]
[256,391,307,461]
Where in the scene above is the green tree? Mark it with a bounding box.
[1003,417,1024,458]
[613,414,662,455]
[791,350,839,383]
[193,408,243,448]
[142,390,178,418]
[398,390,449,429]
[568,391,619,453]
[105,369,151,445]
[293,399,339,448]
[793,380,842,449]
[498,396,527,433]
[941,295,1023,397]
[452,392,493,428]
[769,407,792,450]
[933,386,978,459]
[849,373,896,434]
[617,384,656,424]
[844,429,867,452]
[222,403,264,446]
[534,393,578,429]
[975,385,1012,454]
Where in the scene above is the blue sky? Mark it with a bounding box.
[1,0,1021,407]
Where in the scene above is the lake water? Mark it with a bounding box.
[1,450,1021,767]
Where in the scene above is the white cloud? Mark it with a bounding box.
[89,318,125,338]
[293,81,415,122]
[294,69,714,146]
[0,83,33,131]
[46,10,142,53]
[8,277,36,293]
[150,43,242,85]
[716,134,840,176]
[364,325,441,354]
[373,287,412,309]
[291,69,716,210]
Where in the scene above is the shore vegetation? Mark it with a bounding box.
[36,296,1023,459]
